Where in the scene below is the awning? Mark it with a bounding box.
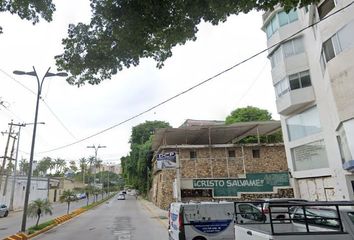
[152,120,281,150]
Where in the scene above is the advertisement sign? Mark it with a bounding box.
[156,152,177,169]
[193,172,290,197]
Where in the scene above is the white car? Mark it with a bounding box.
[117,194,125,200]
[0,204,9,217]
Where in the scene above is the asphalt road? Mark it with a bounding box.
[0,195,98,238]
[33,194,168,240]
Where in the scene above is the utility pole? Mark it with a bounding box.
[3,134,16,196]
[0,120,14,192]
[9,123,27,211]
[86,145,106,187]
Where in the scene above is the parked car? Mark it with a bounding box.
[76,193,86,199]
[254,198,308,221]
[117,194,125,200]
[0,204,9,218]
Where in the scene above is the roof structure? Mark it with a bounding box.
[152,120,281,150]
[179,119,225,127]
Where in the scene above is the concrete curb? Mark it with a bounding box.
[2,194,116,240]
[2,233,28,240]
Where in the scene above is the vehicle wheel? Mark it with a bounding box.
[4,211,8,217]
[193,237,207,240]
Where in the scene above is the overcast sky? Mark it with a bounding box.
[0,0,278,166]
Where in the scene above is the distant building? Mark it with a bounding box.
[262,0,354,200]
[99,163,121,175]
[48,178,85,203]
[150,121,292,209]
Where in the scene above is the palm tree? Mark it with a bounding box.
[87,156,95,183]
[79,157,87,183]
[95,159,103,183]
[60,190,77,214]
[19,158,29,176]
[54,158,66,175]
[27,199,53,227]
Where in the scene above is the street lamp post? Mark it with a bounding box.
[13,67,67,232]
[86,145,106,187]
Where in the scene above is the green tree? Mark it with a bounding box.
[56,0,317,85]
[79,157,87,183]
[69,160,78,173]
[225,106,282,143]
[54,158,66,175]
[19,158,29,176]
[0,1,55,34]
[36,157,53,176]
[60,190,77,214]
[122,121,170,195]
[225,106,272,124]
[27,199,53,227]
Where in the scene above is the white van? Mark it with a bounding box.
[168,201,264,240]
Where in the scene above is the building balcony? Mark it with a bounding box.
[276,86,316,115]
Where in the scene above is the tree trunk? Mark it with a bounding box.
[67,202,70,214]
[36,215,40,227]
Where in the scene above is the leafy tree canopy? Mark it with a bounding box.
[122,120,170,194]
[225,106,282,143]
[130,120,170,145]
[56,0,318,86]
[225,106,272,124]
[0,0,55,34]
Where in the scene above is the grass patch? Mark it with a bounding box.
[28,219,55,234]
[82,193,116,210]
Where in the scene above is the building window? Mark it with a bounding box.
[318,0,335,20]
[269,37,304,69]
[283,38,305,58]
[286,106,321,141]
[269,47,283,68]
[265,9,298,39]
[274,70,311,98]
[321,21,354,65]
[337,126,353,163]
[269,38,305,68]
[291,140,329,171]
[289,70,312,90]
[278,9,298,26]
[181,189,212,198]
[228,150,236,158]
[274,78,290,98]
[252,149,260,158]
[190,150,197,160]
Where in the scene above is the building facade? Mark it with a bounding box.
[150,122,293,209]
[262,0,354,201]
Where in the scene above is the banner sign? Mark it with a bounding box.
[193,172,290,197]
[156,152,177,169]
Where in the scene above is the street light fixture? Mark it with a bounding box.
[13,67,68,232]
[86,145,106,187]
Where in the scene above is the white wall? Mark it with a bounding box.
[0,176,49,210]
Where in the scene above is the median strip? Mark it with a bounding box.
[2,193,116,240]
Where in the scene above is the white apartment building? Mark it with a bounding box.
[262,0,354,201]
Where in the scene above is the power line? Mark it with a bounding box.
[0,68,78,140]
[41,100,77,140]
[37,1,354,154]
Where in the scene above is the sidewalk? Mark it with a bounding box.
[139,198,169,229]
